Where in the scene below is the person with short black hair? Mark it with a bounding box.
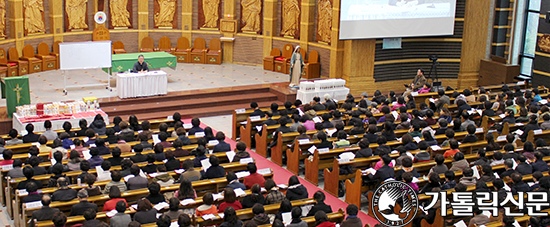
[133,54,149,72]
[204,155,225,179]
[307,191,332,217]
[226,171,246,190]
[87,147,104,168]
[516,154,533,175]
[41,120,58,141]
[367,155,394,186]
[213,131,231,153]
[449,152,468,172]
[52,177,78,201]
[23,123,40,143]
[250,102,265,118]
[22,181,41,203]
[264,179,285,205]
[109,200,132,227]
[251,203,270,225]
[6,129,22,145]
[103,170,127,194]
[31,195,61,226]
[144,181,165,204]
[70,189,98,216]
[188,118,204,136]
[7,158,24,178]
[341,204,361,227]
[441,171,456,190]
[17,165,42,189]
[242,183,265,209]
[395,157,419,181]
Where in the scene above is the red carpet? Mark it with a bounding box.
[195,121,380,225]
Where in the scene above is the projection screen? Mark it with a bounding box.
[339,0,457,40]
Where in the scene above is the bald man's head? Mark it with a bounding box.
[42,194,51,206]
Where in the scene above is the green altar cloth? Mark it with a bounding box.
[108,52,177,73]
[1,76,30,118]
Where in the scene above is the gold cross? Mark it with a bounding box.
[166,61,173,66]
[13,84,22,104]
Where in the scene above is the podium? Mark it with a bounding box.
[478,58,520,86]
[2,76,30,118]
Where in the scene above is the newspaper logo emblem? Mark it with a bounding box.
[371,181,419,227]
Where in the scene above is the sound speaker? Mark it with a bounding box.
[547,12,550,23]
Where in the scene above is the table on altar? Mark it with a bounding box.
[109,52,177,73]
[296,88,350,103]
[116,70,168,99]
[12,110,109,133]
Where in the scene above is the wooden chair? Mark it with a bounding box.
[303,50,320,79]
[53,41,61,68]
[274,44,293,74]
[206,38,222,64]
[140,37,155,52]
[21,45,42,73]
[173,37,191,63]
[8,47,28,76]
[190,37,207,64]
[36,43,58,71]
[112,41,127,54]
[0,48,11,77]
[263,48,280,71]
[157,36,172,53]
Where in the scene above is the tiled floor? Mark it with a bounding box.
[3,63,290,107]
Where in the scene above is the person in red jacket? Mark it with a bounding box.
[218,188,242,212]
[103,186,127,211]
[243,163,265,189]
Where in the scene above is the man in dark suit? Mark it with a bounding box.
[17,166,43,189]
[213,132,231,153]
[23,124,40,143]
[434,119,449,135]
[22,181,42,203]
[82,208,101,227]
[499,159,518,179]
[511,173,530,195]
[268,117,292,149]
[306,191,332,217]
[127,165,149,190]
[130,144,148,163]
[515,155,533,175]
[51,177,78,202]
[312,97,326,111]
[531,152,549,172]
[367,155,395,186]
[249,102,265,118]
[323,95,337,110]
[187,118,204,136]
[69,189,98,216]
[30,194,60,227]
[261,111,277,127]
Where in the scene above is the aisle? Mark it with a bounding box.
[201,122,379,225]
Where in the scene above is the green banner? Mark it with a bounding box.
[106,52,177,73]
[2,76,30,118]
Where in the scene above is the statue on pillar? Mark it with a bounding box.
[241,0,261,32]
[317,0,332,43]
[0,0,5,37]
[66,0,88,30]
[154,0,177,27]
[23,0,45,34]
[110,0,131,27]
[281,0,300,37]
[202,0,220,28]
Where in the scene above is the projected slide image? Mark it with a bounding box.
[341,0,454,21]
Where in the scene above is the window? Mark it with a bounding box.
[519,0,541,78]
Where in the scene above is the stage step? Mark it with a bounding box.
[109,100,284,121]
[99,87,272,108]
[102,92,278,116]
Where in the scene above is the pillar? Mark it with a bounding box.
[49,0,63,42]
[137,0,149,47]
[8,0,24,52]
[181,0,192,40]
[300,0,315,51]
[263,0,277,57]
[329,0,344,79]
[222,0,235,63]
[341,39,376,95]
[457,0,492,89]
